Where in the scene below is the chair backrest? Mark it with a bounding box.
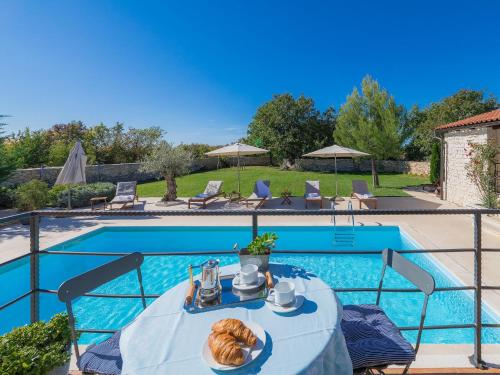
[352,180,369,195]
[58,252,146,361]
[376,249,435,353]
[203,181,223,196]
[305,180,320,195]
[254,180,271,198]
[116,181,137,196]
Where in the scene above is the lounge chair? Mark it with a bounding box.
[108,181,138,209]
[57,253,146,375]
[341,249,435,374]
[304,180,323,208]
[351,180,377,209]
[243,180,271,209]
[188,181,224,209]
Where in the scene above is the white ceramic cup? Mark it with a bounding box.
[237,264,258,285]
[268,281,295,306]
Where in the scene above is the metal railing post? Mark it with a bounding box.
[252,213,258,239]
[30,213,40,323]
[473,212,483,368]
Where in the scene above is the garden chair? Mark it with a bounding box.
[109,181,139,209]
[187,180,224,209]
[304,180,323,208]
[243,180,271,209]
[341,249,435,374]
[351,180,377,209]
[57,252,147,375]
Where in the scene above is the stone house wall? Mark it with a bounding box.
[442,127,495,207]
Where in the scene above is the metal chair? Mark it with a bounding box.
[58,252,146,374]
[341,249,435,374]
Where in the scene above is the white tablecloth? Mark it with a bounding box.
[120,263,352,374]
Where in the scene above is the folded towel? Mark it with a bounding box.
[255,180,270,198]
[362,193,374,199]
[196,193,209,198]
[306,193,321,198]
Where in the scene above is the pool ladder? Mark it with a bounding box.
[331,200,355,247]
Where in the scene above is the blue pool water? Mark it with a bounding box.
[0,225,498,345]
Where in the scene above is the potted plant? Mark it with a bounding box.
[14,180,49,225]
[0,313,74,375]
[238,232,278,272]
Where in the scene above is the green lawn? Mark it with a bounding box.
[137,166,428,198]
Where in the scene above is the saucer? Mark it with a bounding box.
[232,273,266,291]
[265,294,305,313]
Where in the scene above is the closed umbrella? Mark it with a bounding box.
[205,143,269,193]
[55,141,87,208]
[303,145,369,198]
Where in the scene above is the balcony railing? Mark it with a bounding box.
[0,208,499,369]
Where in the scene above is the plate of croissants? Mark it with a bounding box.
[202,318,266,370]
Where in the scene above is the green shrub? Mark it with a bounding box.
[15,180,49,211]
[47,184,77,207]
[0,313,73,374]
[429,142,440,185]
[56,182,116,208]
[0,187,15,208]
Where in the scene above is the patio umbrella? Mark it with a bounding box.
[303,145,370,198]
[205,143,269,193]
[55,141,87,208]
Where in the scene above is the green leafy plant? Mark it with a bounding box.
[15,180,49,211]
[465,141,499,208]
[0,187,15,208]
[0,313,73,374]
[247,232,278,255]
[55,182,116,208]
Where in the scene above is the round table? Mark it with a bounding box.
[119,263,352,374]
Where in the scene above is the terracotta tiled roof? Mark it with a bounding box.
[435,109,500,131]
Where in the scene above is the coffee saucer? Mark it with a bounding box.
[265,294,305,313]
[232,273,266,291]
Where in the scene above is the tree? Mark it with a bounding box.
[8,128,50,167]
[140,142,193,201]
[429,142,440,185]
[411,90,498,158]
[246,94,335,165]
[0,115,16,182]
[334,76,407,187]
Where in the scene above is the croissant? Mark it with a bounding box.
[208,332,245,366]
[211,319,257,347]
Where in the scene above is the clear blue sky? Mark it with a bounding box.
[1,1,499,145]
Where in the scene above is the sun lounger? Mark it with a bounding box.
[108,181,138,209]
[243,180,271,209]
[188,181,224,209]
[304,180,323,208]
[351,180,377,209]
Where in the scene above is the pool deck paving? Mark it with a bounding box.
[1,189,499,369]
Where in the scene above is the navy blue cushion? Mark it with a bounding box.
[341,304,415,370]
[78,331,122,375]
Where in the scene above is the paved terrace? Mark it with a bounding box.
[1,189,499,369]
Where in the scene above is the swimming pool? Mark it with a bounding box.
[0,225,498,345]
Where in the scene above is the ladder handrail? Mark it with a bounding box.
[331,199,336,226]
[347,200,355,227]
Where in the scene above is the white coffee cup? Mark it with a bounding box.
[268,281,295,306]
[237,264,258,285]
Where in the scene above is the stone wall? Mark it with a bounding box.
[442,127,493,207]
[1,156,271,187]
[296,159,429,175]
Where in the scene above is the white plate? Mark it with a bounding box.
[266,294,305,314]
[232,273,266,291]
[202,321,266,371]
